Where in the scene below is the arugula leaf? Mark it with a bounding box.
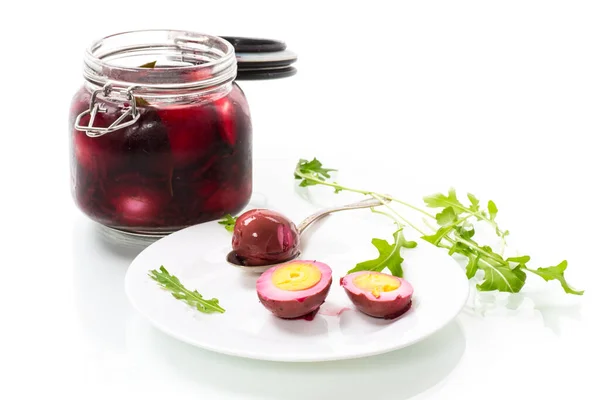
[399,231,418,249]
[488,200,498,221]
[349,228,416,277]
[294,158,338,190]
[526,261,584,295]
[477,261,527,293]
[218,214,238,232]
[425,189,508,240]
[292,157,583,296]
[424,207,573,293]
[455,225,475,240]
[467,193,480,212]
[422,225,454,246]
[507,255,531,264]
[448,241,471,256]
[481,244,496,256]
[149,266,225,313]
[295,158,336,179]
[298,178,319,187]
[423,188,467,215]
[465,254,480,279]
[436,207,457,226]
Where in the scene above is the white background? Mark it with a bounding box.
[1,1,599,399]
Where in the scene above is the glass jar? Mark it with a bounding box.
[69,30,252,239]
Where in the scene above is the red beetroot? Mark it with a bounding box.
[122,109,172,176]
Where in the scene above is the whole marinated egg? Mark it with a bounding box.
[231,209,300,266]
[256,260,332,319]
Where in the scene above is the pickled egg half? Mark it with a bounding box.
[341,271,413,319]
[256,260,332,319]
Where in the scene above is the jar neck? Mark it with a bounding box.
[82,30,237,98]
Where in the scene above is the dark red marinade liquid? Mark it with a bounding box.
[300,308,320,321]
[69,83,252,233]
[282,307,320,321]
[383,300,412,320]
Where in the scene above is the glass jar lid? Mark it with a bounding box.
[221,36,298,80]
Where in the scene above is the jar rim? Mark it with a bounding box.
[83,29,237,93]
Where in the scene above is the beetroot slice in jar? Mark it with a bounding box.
[122,109,172,176]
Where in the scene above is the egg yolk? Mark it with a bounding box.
[271,263,322,291]
[353,273,400,298]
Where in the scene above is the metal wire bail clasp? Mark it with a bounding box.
[74,84,141,137]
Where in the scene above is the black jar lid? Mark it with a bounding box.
[219,36,297,80]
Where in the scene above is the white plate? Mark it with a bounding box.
[125,204,470,362]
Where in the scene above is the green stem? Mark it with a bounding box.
[371,207,403,229]
[296,170,371,196]
[385,195,436,219]
[295,168,435,219]
[429,229,460,251]
[360,208,407,273]
[437,242,452,250]
[427,219,504,267]
[423,218,438,232]
[450,202,508,238]
[375,195,428,236]
[453,237,505,265]
[499,239,506,257]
